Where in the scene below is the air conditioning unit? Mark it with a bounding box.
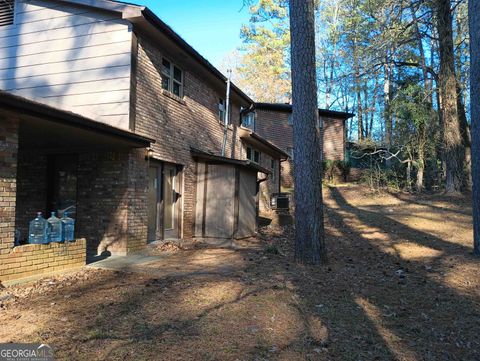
[271,193,290,210]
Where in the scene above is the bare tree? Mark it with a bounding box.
[290,0,327,264]
[469,0,480,256]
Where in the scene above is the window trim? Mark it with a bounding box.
[242,111,255,127]
[161,57,184,98]
[218,98,226,123]
[247,146,260,164]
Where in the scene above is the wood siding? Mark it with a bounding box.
[0,0,133,129]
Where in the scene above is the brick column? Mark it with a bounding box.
[0,117,18,251]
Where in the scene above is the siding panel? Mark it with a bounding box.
[0,0,133,129]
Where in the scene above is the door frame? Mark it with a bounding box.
[147,161,183,241]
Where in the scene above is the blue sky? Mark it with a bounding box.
[128,0,251,67]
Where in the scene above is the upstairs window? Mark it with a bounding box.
[271,159,277,182]
[218,98,226,122]
[286,147,294,160]
[288,114,293,125]
[247,146,260,164]
[161,58,183,97]
[0,0,15,27]
[242,112,255,127]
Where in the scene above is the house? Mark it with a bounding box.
[0,0,286,283]
[242,103,355,194]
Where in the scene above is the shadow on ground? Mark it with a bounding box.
[0,185,478,360]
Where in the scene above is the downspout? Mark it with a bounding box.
[221,70,232,157]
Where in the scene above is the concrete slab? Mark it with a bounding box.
[87,248,249,279]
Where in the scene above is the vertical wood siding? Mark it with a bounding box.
[0,0,133,129]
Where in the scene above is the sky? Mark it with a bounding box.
[127,0,251,67]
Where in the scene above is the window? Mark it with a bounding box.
[218,98,226,122]
[0,0,14,27]
[242,112,255,127]
[288,114,293,125]
[247,146,260,164]
[161,58,183,97]
[286,147,294,160]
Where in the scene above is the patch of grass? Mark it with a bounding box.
[86,328,111,340]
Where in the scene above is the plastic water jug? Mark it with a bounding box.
[61,212,75,242]
[47,212,62,243]
[28,212,48,244]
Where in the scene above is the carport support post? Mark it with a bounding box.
[0,117,18,249]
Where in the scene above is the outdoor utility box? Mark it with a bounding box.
[271,193,290,210]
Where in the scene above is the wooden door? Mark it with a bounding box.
[147,166,160,242]
[163,164,179,239]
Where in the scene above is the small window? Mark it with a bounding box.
[288,114,293,125]
[161,58,183,97]
[286,147,294,160]
[242,112,255,127]
[247,146,260,164]
[218,98,226,122]
[0,0,15,27]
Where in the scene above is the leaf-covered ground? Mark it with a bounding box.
[1,185,478,360]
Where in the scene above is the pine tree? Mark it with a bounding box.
[289,0,327,264]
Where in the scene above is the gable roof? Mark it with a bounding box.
[237,127,289,160]
[54,0,253,104]
[255,103,355,120]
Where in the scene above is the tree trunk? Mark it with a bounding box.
[383,59,393,149]
[435,0,464,193]
[353,41,363,141]
[289,0,327,264]
[468,0,480,256]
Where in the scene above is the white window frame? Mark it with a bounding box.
[161,58,184,98]
[218,98,226,122]
[247,146,260,164]
[242,112,255,127]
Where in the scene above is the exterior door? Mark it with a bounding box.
[163,164,179,239]
[147,166,160,242]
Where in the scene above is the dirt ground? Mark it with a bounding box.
[0,184,478,361]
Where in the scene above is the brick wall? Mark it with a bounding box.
[133,36,246,239]
[15,152,47,240]
[0,116,18,251]
[76,149,148,256]
[253,109,346,188]
[0,240,86,283]
[14,148,147,257]
[0,116,86,284]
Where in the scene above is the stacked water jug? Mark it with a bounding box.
[28,211,75,244]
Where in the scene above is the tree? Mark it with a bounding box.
[435,0,465,193]
[289,0,327,264]
[469,0,480,256]
[233,0,291,103]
